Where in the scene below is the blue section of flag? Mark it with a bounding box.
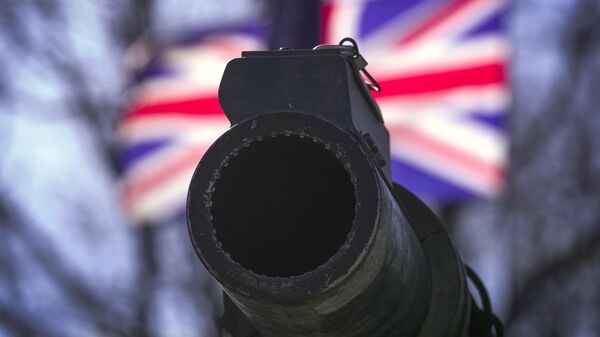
[136,58,175,83]
[392,159,477,202]
[468,111,507,130]
[121,139,171,170]
[462,9,505,39]
[360,0,421,39]
[168,206,187,225]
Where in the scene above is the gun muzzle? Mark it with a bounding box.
[187,44,472,337]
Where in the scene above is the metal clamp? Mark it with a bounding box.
[339,37,381,92]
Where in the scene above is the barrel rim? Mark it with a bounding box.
[187,111,381,302]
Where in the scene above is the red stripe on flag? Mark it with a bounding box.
[398,0,473,45]
[374,63,504,98]
[389,125,505,186]
[123,145,208,207]
[321,3,333,44]
[123,96,223,121]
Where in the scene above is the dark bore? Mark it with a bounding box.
[211,135,356,277]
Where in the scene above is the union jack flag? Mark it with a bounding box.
[323,0,509,202]
[119,0,508,224]
[119,31,265,223]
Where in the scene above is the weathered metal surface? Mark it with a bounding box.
[187,46,472,337]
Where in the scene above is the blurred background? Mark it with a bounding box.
[1,0,599,336]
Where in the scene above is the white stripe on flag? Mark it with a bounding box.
[327,1,364,44]
[119,114,229,144]
[369,36,508,81]
[386,106,507,166]
[127,164,196,223]
[406,0,505,47]
[377,84,509,121]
